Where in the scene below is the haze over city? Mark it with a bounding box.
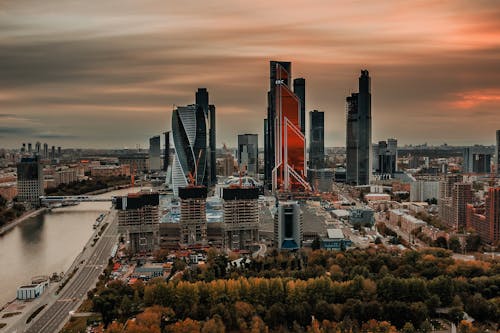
[1,0,500,148]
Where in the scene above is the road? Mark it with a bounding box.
[23,210,118,333]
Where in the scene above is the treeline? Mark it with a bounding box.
[45,175,130,196]
[92,248,499,332]
[0,196,25,227]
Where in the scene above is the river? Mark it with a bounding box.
[0,187,141,306]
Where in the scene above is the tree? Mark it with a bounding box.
[449,237,462,253]
[311,237,321,250]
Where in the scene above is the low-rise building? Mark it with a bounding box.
[320,229,352,250]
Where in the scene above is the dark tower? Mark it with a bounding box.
[346,70,371,185]
[163,131,170,172]
[195,88,216,186]
[309,110,324,169]
[293,78,306,134]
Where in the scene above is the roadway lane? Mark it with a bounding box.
[25,210,118,333]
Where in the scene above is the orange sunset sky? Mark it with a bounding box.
[1,0,500,148]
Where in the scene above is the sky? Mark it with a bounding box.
[1,0,500,149]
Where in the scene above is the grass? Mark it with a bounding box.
[1,312,21,318]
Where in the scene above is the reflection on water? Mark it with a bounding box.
[0,188,139,306]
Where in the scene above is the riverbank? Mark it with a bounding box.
[0,208,46,236]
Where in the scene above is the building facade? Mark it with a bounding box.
[237,134,259,177]
[452,183,473,231]
[196,88,216,186]
[293,78,306,134]
[16,156,44,208]
[466,187,500,244]
[171,105,208,196]
[179,187,208,246]
[149,135,161,171]
[223,187,259,250]
[274,201,303,250]
[462,146,492,174]
[346,70,372,185]
[309,110,325,170]
[116,191,160,254]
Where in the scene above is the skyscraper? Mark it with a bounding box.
[16,156,44,208]
[293,78,306,134]
[463,146,492,174]
[163,131,170,172]
[467,187,500,244]
[237,134,258,177]
[374,138,397,175]
[274,201,303,250]
[265,61,291,189]
[43,143,48,159]
[35,142,41,155]
[309,110,324,169]
[346,70,372,185]
[271,62,309,192]
[496,130,500,176]
[171,105,208,196]
[452,183,473,231]
[195,88,216,186]
[149,135,161,171]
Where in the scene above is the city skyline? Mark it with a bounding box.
[1,0,500,148]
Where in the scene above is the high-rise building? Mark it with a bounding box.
[374,138,397,175]
[410,179,439,202]
[149,135,161,171]
[274,201,303,250]
[51,146,55,160]
[57,146,61,158]
[171,105,208,196]
[346,70,372,185]
[179,186,207,246]
[452,183,473,231]
[309,110,324,169]
[438,174,463,227]
[237,134,258,177]
[222,187,259,250]
[271,62,309,192]
[463,146,492,174]
[195,88,216,186]
[16,156,44,208]
[293,78,306,134]
[163,131,170,172]
[496,130,500,176]
[467,187,500,244]
[115,191,160,254]
[43,143,48,159]
[27,143,32,153]
[35,142,41,155]
[265,61,291,189]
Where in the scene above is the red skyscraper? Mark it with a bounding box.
[272,62,310,192]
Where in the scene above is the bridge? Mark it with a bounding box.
[40,195,114,204]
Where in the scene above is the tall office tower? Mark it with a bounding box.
[265,61,291,189]
[272,62,309,192]
[21,143,26,153]
[35,142,41,154]
[57,146,61,157]
[50,146,55,160]
[16,156,44,208]
[237,134,259,177]
[195,88,216,186]
[179,186,207,246]
[497,130,500,176]
[463,146,492,174]
[274,201,303,250]
[467,187,500,244]
[293,78,306,134]
[309,110,324,169]
[149,135,161,171]
[27,143,32,153]
[223,187,259,250]
[115,191,160,254]
[171,105,208,196]
[346,70,372,185]
[163,131,170,172]
[374,138,397,175]
[438,174,463,226]
[452,183,473,231]
[43,143,48,159]
[486,187,500,243]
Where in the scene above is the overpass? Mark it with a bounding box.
[40,195,114,204]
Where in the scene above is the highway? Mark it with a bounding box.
[24,210,118,333]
